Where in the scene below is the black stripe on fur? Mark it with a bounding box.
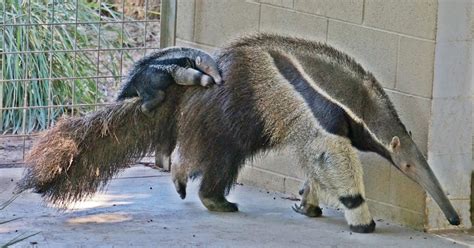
[269,51,392,162]
[339,194,365,209]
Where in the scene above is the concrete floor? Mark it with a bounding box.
[0,166,471,247]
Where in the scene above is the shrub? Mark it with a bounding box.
[1,0,132,133]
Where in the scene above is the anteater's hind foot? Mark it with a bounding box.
[199,193,238,212]
[175,182,187,199]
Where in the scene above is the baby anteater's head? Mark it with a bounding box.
[195,54,222,85]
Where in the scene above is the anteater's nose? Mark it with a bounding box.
[448,215,460,225]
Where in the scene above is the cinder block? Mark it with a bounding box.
[428,153,472,199]
[327,21,398,89]
[426,198,472,230]
[364,0,438,40]
[436,0,473,42]
[176,39,219,54]
[294,0,363,24]
[176,0,195,41]
[433,41,472,98]
[238,166,286,193]
[385,91,431,155]
[429,97,472,155]
[194,0,260,47]
[260,0,294,8]
[249,149,305,180]
[389,167,426,213]
[396,37,435,98]
[367,200,425,230]
[360,152,391,204]
[260,4,327,42]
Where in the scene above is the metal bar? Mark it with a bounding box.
[1,20,160,27]
[21,0,33,160]
[118,0,126,88]
[156,0,177,170]
[0,46,162,55]
[47,0,55,128]
[0,75,125,83]
[143,0,149,56]
[160,0,177,49]
[72,0,80,116]
[0,102,115,111]
[0,133,41,138]
[95,0,102,111]
[0,0,6,133]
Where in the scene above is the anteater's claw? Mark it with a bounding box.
[292,203,304,214]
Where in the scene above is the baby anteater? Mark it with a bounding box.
[117,47,222,114]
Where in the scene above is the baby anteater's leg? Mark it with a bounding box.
[170,67,215,87]
[140,90,166,115]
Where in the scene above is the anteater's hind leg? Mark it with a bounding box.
[197,150,242,212]
[293,180,323,217]
[299,137,375,233]
[171,144,241,212]
[198,162,240,212]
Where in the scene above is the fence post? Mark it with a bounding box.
[155,0,177,170]
[159,0,177,49]
[0,53,3,133]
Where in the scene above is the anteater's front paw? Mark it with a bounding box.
[349,220,376,233]
[200,75,215,87]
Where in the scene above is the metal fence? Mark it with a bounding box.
[0,0,161,166]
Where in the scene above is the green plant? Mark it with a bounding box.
[1,0,133,134]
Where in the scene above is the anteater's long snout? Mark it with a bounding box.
[416,159,461,226]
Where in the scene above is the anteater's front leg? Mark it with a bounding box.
[293,180,323,217]
[300,136,375,233]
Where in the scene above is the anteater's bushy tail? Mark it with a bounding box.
[17,90,181,207]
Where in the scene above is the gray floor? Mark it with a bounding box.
[0,166,470,247]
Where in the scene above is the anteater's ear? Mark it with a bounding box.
[196,56,202,66]
[390,136,401,152]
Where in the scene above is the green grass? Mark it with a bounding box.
[1,0,133,134]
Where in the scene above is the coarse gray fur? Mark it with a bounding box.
[21,33,460,234]
[171,33,460,232]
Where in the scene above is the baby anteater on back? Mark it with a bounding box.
[117,47,222,114]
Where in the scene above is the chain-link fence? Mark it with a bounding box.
[1,0,161,166]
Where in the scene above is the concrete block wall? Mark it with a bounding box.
[427,0,473,230]
[175,0,473,231]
